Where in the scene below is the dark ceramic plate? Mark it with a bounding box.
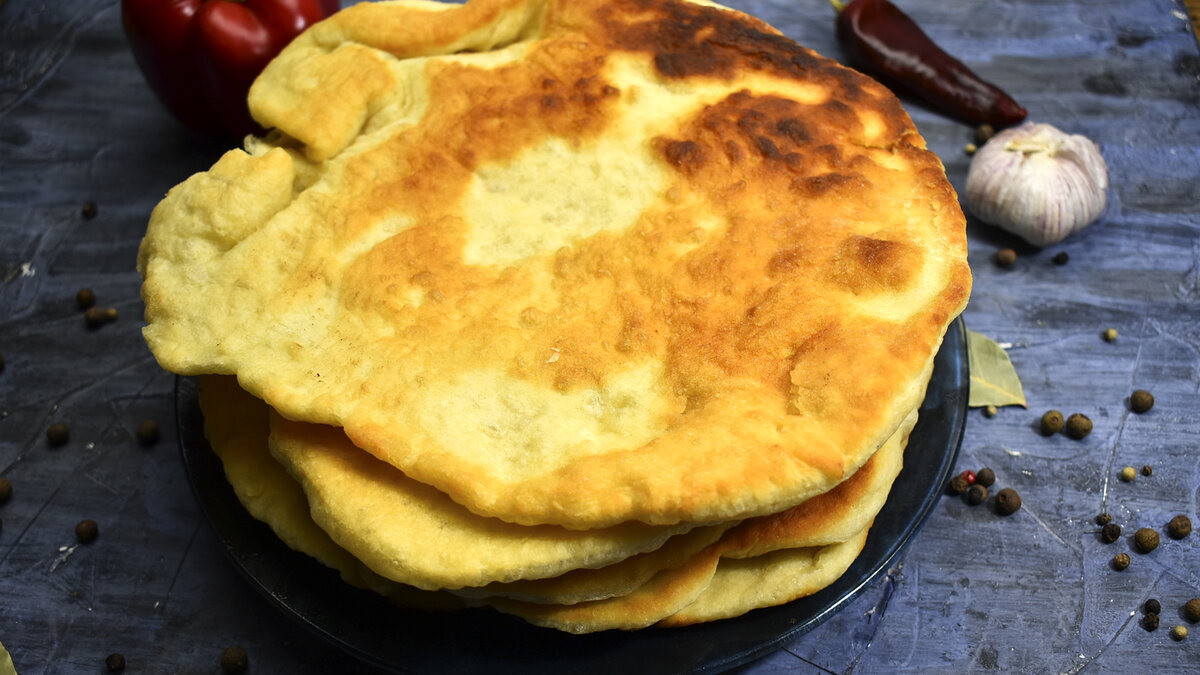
[177,317,967,675]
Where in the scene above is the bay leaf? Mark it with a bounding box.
[966,329,1027,408]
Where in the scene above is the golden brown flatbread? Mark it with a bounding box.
[138,0,970,530]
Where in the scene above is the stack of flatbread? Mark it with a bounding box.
[137,0,970,633]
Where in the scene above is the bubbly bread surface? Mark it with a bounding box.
[139,0,970,528]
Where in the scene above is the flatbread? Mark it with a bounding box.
[658,526,871,627]
[138,0,970,529]
[269,403,698,590]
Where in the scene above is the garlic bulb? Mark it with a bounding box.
[965,122,1108,247]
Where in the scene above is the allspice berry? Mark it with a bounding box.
[1112,552,1130,570]
[994,487,1021,516]
[1095,513,1112,526]
[47,423,70,447]
[136,419,160,447]
[1161,514,1190,535]
[1101,522,1122,544]
[220,645,248,673]
[76,288,96,310]
[105,652,126,672]
[1184,598,1200,623]
[1065,413,1093,439]
[946,474,969,496]
[965,484,987,506]
[975,467,996,488]
[1130,389,1154,413]
[1134,527,1159,553]
[995,248,1017,268]
[75,519,99,544]
[1040,410,1065,436]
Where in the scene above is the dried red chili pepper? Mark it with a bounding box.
[122,0,340,139]
[831,0,1026,128]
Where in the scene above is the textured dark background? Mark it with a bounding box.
[1,0,1198,673]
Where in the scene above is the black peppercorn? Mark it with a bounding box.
[0,476,11,504]
[0,353,5,374]
[1040,410,1065,436]
[975,123,996,145]
[1143,612,1160,631]
[1130,389,1154,413]
[1141,465,1153,476]
[1145,598,1162,615]
[106,652,126,672]
[965,484,987,506]
[47,423,70,447]
[1184,598,1200,623]
[76,288,96,310]
[220,645,248,673]
[1101,522,1122,543]
[81,201,98,219]
[995,248,1017,268]
[975,467,996,488]
[946,474,969,496]
[1169,515,1194,540]
[1134,527,1159,553]
[994,487,1021,516]
[1095,512,1112,526]
[85,306,108,329]
[1051,251,1070,266]
[76,519,99,543]
[1112,552,1130,570]
[136,419,160,447]
[1065,413,1092,439]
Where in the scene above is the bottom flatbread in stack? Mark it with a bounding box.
[198,374,918,633]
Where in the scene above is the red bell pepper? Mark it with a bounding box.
[122,0,341,139]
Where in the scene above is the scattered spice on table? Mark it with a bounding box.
[81,201,98,219]
[966,484,987,506]
[1145,599,1162,615]
[85,306,118,329]
[1169,515,1194,540]
[220,645,248,673]
[1140,465,1153,476]
[983,404,998,418]
[1052,251,1071,266]
[0,476,11,504]
[976,468,996,488]
[964,142,977,155]
[1095,512,1112,526]
[76,288,96,310]
[136,419,160,447]
[995,248,1017,268]
[1184,598,1200,623]
[1112,552,1130,570]
[1119,466,1137,482]
[1065,413,1092,439]
[1130,389,1154,413]
[1040,410,1065,436]
[1170,625,1188,641]
[76,519,99,543]
[0,354,5,374]
[1144,612,1160,631]
[105,652,126,672]
[976,124,996,145]
[1101,522,1122,543]
[994,487,1021,515]
[47,423,70,447]
[947,474,969,496]
[1134,527,1159,553]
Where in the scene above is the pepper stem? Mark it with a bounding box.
[830,0,848,12]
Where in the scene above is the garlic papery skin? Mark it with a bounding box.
[965,122,1108,247]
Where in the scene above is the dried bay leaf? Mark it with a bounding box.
[967,329,1027,408]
